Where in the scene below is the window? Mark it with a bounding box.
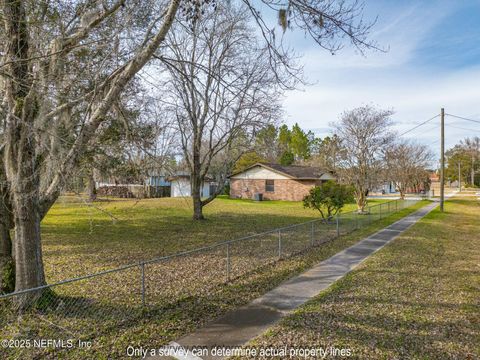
[265,180,274,192]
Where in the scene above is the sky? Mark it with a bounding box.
[275,0,480,155]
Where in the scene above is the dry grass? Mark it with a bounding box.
[0,197,426,359]
[243,197,480,359]
[41,195,386,281]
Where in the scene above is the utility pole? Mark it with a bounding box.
[458,162,461,192]
[440,108,445,211]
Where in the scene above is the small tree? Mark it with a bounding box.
[303,181,354,220]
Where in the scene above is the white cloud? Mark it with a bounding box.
[285,66,480,142]
[281,1,480,156]
[297,1,452,70]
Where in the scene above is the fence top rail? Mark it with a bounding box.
[0,198,418,299]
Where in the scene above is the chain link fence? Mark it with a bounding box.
[0,198,418,358]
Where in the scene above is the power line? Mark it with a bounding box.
[445,123,480,134]
[398,114,440,137]
[445,113,480,125]
[397,113,480,149]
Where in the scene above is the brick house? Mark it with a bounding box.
[229,163,336,201]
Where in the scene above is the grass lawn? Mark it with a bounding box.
[244,197,480,359]
[42,195,386,281]
[1,196,427,359]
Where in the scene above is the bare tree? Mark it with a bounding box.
[333,105,394,212]
[158,4,282,219]
[0,0,181,296]
[0,0,377,295]
[410,168,431,194]
[460,137,480,186]
[385,141,434,199]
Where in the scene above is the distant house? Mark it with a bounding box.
[229,163,335,201]
[168,174,217,198]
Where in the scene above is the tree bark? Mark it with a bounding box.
[87,171,97,202]
[355,189,367,212]
[191,154,205,220]
[9,151,46,293]
[192,188,204,220]
[12,190,46,292]
[2,0,46,296]
[191,99,205,220]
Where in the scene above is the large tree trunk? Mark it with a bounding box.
[12,192,46,292]
[192,187,204,220]
[191,166,205,220]
[3,0,46,297]
[191,118,205,220]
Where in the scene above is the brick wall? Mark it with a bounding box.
[230,178,316,201]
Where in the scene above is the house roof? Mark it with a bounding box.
[231,162,333,180]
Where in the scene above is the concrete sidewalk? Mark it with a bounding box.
[150,202,438,360]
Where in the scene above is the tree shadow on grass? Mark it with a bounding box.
[2,205,428,358]
[1,240,343,359]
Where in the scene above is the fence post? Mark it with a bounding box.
[388,201,391,215]
[141,262,145,307]
[396,199,398,212]
[379,203,383,219]
[278,230,282,259]
[226,243,231,282]
[336,214,340,237]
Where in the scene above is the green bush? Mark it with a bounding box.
[279,151,294,166]
[303,181,354,220]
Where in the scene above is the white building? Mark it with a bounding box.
[168,174,215,198]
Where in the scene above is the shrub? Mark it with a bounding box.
[303,181,354,220]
